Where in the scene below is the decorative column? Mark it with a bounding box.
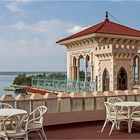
[74,65,77,79]
[90,65,94,81]
[76,57,80,80]
[130,55,134,89]
[71,64,74,79]
[84,56,88,81]
[133,58,136,84]
[71,56,75,80]
[90,52,94,81]
[70,65,72,79]
[67,51,70,79]
[138,56,140,84]
[110,56,115,91]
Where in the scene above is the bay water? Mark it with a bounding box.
[0,75,17,97]
[0,71,66,97]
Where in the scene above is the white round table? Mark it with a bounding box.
[115,102,140,107]
[114,101,140,133]
[0,109,27,117]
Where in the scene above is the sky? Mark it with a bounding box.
[0,0,140,72]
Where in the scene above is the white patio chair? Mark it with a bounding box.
[107,97,128,115]
[0,103,13,109]
[131,105,140,130]
[101,102,128,135]
[27,106,47,139]
[0,113,29,140]
[0,103,13,125]
[107,97,123,104]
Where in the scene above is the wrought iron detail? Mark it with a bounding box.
[31,77,98,93]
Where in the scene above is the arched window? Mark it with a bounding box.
[102,68,110,92]
[117,67,127,90]
[133,56,139,85]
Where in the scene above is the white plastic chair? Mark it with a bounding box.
[0,113,29,140]
[27,106,47,139]
[0,103,13,125]
[0,103,13,109]
[107,97,127,115]
[101,102,128,135]
[131,105,140,131]
[107,97,123,104]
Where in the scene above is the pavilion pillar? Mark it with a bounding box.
[90,52,94,81]
[74,66,77,80]
[76,66,79,80]
[84,57,88,81]
[70,65,72,79]
[138,56,140,84]
[71,56,76,80]
[133,60,136,85]
[71,65,74,80]
[76,57,80,80]
[85,66,87,81]
[90,65,94,81]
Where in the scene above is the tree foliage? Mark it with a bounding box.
[13,73,32,86]
[47,72,66,80]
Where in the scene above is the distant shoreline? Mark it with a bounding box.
[0,71,67,75]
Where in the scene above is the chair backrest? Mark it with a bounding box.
[29,106,47,124]
[0,103,13,109]
[131,105,140,118]
[107,97,122,104]
[104,102,117,119]
[3,113,29,137]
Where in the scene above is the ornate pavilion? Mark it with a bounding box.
[57,12,140,92]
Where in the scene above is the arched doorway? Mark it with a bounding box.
[102,68,110,92]
[117,67,127,90]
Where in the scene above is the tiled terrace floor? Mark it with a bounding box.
[29,120,140,140]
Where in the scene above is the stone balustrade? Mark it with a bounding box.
[0,89,140,125]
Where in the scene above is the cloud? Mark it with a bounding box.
[5,2,22,13]
[5,0,33,13]
[67,25,90,34]
[0,19,74,71]
[13,20,71,33]
[0,19,92,71]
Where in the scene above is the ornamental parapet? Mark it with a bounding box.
[124,90,135,101]
[1,89,140,125]
[15,94,30,112]
[0,94,15,108]
[94,45,113,56]
[94,44,137,56]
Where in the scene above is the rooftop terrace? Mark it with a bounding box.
[30,120,140,139]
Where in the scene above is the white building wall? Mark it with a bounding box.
[94,55,99,79]
[67,51,70,79]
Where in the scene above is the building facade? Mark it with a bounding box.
[57,14,140,91]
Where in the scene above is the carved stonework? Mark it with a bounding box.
[60,28,140,91]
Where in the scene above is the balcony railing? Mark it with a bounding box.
[31,77,98,92]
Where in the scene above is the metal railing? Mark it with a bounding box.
[32,77,98,93]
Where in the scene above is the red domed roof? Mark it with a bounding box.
[57,20,140,43]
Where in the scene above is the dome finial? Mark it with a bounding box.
[105,11,109,21]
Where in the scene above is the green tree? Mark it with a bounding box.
[13,73,32,86]
[47,72,66,80]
